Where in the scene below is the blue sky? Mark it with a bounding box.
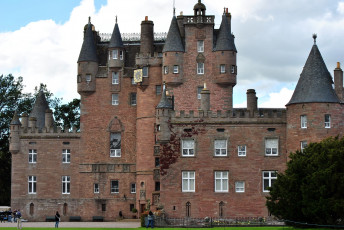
[0,0,343,107]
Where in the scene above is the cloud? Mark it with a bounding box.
[259,88,294,108]
[338,2,344,14]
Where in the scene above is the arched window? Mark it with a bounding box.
[63,203,68,215]
[186,202,191,217]
[219,201,224,217]
[29,203,34,215]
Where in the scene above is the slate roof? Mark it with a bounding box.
[29,90,51,129]
[162,16,184,52]
[215,14,237,52]
[156,85,172,109]
[78,20,98,62]
[287,43,340,105]
[10,111,21,125]
[109,22,124,48]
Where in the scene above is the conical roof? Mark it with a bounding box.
[287,38,339,105]
[109,19,124,48]
[156,85,172,109]
[10,111,21,125]
[78,18,98,62]
[29,90,50,129]
[162,16,184,52]
[215,14,237,52]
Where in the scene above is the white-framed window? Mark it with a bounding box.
[300,141,307,152]
[263,171,277,192]
[197,86,203,100]
[238,145,246,157]
[173,65,179,74]
[131,77,136,85]
[111,180,119,193]
[231,65,235,74]
[62,149,70,163]
[112,72,119,85]
[62,176,70,194]
[197,40,204,52]
[112,49,118,59]
[28,176,37,194]
[112,94,119,105]
[220,64,226,73]
[301,115,307,128]
[94,183,99,193]
[130,93,137,106]
[325,114,331,128]
[265,138,278,156]
[182,171,195,192]
[131,183,136,193]
[119,50,124,60]
[235,181,245,193]
[214,140,227,156]
[214,171,228,192]
[182,139,195,157]
[197,62,204,74]
[142,66,148,77]
[164,66,168,74]
[110,133,121,157]
[86,74,91,82]
[29,149,37,163]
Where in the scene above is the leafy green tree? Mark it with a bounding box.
[54,98,80,131]
[266,136,344,226]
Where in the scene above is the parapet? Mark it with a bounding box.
[135,53,162,66]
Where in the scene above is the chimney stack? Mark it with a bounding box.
[247,89,258,114]
[334,62,343,102]
[200,83,210,111]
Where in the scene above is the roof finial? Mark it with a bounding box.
[173,0,176,16]
[88,16,91,24]
[312,33,317,45]
[116,15,118,24]
[224,7,226,14]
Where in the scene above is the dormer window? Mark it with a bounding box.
[197,41,204,52]
[119,50,123,60]
[112,50,118,59]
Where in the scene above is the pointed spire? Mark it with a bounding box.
[78,17,98,62]
[109,16,124,48]
[10,111,21,125]
[215,14,237,52]
[29,90,50,129]
[287,36,339,105]
[156,83,173,109]
[163,16,184,52]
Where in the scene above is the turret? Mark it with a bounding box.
[108,16,124,69]
[9,111,21,153]
[334,62,343,102]
[140,16,154,55]
[155,84,173,143]
[77,17,98,95]
[200,83,210,111]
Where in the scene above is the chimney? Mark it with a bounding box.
[45,109,53,129]
[200,83,210,111]
[29,117,37,129]
[334,62,343,102]
[21,113,28,128]
[247,89,258,113]
[140,16,154,55]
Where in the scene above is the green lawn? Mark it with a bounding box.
[0,227,335,230]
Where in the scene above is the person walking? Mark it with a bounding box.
[146,211,154,228]
[16,210,22,229]
[55,211,60,228]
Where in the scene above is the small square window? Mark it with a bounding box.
[112,94,119,105]
[235,181,245,193]
[220,64,226,73]
[265,139,278,156]
[325,114,331,128]
[173,65,179,74]
[238,145,246,156]
[214,140,227,156]
[182,140,195,157]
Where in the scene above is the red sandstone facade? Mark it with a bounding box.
[9,1,344,221]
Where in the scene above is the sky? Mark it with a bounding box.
[0,0,344,108]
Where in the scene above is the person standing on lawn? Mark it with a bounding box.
[146,211,154,228]
[55,211,60,228]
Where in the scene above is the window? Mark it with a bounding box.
[62,176,70,194]
[186,202,191,217]
[131,77,136,85]
[155,157,160,167]
[182,140,195,157]
[28,176,36,194]
[63,203,68,215]
[219,202,224,217]
[173,65,179,73]
[62,149,70,163]
[220,64,226,73]
[231,65,236,74]
[235,181,245,193]
[197,62,204,74]
[112,94,119,105]
[155,182,160,191]
[120,50,124,60]
[214,140,227,156]
[325,114,331,128]
[215,171,228,192]
[111,180,119,193]
[130,93,137,106]
[301,141,307,152]
[164,66,168,74]
[102,204,106,211]
[112,72,119,85]
[29,203,34,215]
[301,115,307,128]
[131,183,136,193]
[112,50,118,59]
[86,74,91,82]
[182,171,195,192]
[197,40,204,52]
[29,149,37,163]
[130,204,135,212]
[156,85,162,95]
[263,171,277,192]
[197,87,202,100]
[94,183,99,193]
[238,145,246,157]
[142,67,148,77]
[110,133,121,157]
[265,138,278,156]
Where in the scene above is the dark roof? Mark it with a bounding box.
[287,43,340,105]
[162,16,184,52]
[109,22,124,48]
[215,14,237,52]
[10,111,21,125]
[78,20,98,62]
[193,0,206,10]
[156,86,172,109]
[29,90,50,129]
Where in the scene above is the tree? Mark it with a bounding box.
[54,98,80,131]
[266,136,344,226]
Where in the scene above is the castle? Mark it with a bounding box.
[9,0,344,221]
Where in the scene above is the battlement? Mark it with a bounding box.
[135,53,163,67]
[18,125,80,138]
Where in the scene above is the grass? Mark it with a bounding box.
[0,227,336,230]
